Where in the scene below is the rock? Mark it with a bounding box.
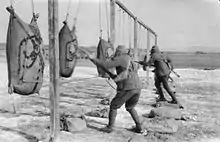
[66,117,87,132]
[147,107,182,120]
[0,130,29,142]
[60,113,87,132]
[142,118,179,133]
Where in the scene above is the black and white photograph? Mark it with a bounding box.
[0,0,219,141]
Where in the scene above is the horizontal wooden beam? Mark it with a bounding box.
[115,0,135,19]
[137,19,157,36]
[115,0,157,36]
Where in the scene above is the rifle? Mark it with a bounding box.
[134,61,145,66]
[160,53,181,78]
[135,60,180,78]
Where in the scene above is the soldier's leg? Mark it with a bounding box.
[103,109,117,132]
[125,89,146,134]
[154,74,159,94]
[125,90,141,126]
[168,76,176,94]
[102,90,131,133]
[155,76,166,101]
[161,75,179,103]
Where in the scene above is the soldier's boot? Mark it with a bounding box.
[127,108,147,135]
[168,92,184,109]
[161,77,183,109]
[156,88,167,102]
[155,82,167,102]
[101,109,117,133]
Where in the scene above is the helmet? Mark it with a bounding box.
[150,45,160,54]
[116,45,127,53]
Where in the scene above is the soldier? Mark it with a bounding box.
[86,45,146,134]
[153,51,175,98]
[138,45,182,108]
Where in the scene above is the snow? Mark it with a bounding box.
[0,61,220,142]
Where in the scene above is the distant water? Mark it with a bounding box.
[1,44,219,69]
[76,52,220,70]
[166,52,220,69]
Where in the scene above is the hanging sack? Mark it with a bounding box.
[59,21,78,78]
[6,6,45,95]
[96,39,114,78]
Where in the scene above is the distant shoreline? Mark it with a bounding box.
[0,42,219,70]
[0,43,220,54]
[0,47,219,55]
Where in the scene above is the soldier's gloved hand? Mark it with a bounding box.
[143,65,147,71]
[138,61,145,66]
[111,74,117,79]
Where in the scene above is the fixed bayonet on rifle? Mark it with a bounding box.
[171,70,180,78]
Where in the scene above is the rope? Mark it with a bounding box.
[73,0,81,26]
[138,24,142,49]
[140,26,143,49]
[117,8,121,45]
[10,94,16,113]
[137,24,140,49]
[120,10,123,44]
[115,8,118,44]
[99,0,103,38]
[31,0,35,14]
[41,97,48,136]
[128,16,132,49]
[105,0,110,41]
[65,0,72,22]
[122,11,125,45]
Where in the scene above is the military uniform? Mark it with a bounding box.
[91,45,144,133]
[142,46,180,105]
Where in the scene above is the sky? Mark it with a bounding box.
[0,0,220,52]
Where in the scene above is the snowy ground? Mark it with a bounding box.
[0,61,220,142]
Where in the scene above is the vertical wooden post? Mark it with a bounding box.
[48,0,60,141]
[110,0,116,50]
[133,17,138,69]
[146,30,151,85]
